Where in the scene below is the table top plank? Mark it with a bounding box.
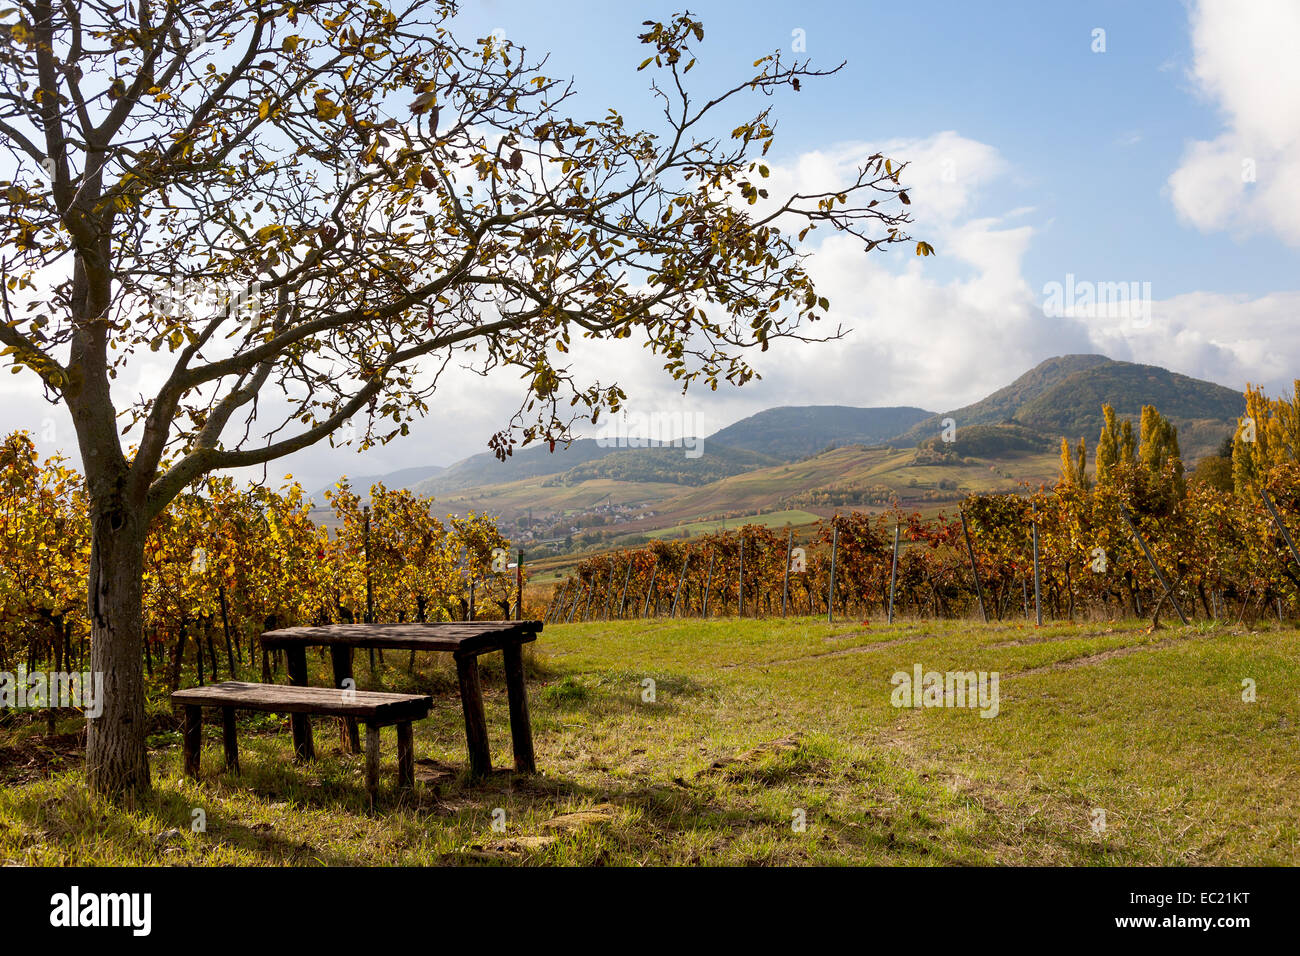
[259,620,542,654]
[172,681,432,721]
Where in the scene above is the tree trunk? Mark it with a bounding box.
[85,506,152,799]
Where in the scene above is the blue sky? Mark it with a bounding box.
[450,0,1287,297]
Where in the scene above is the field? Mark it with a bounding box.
[637,509,823,540]
[2,616,1296,865]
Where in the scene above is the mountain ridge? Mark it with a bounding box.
[313,355,1245,500]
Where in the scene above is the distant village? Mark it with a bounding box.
[500,498,660,554]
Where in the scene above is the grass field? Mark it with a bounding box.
[637,508,823,540]
[2,616,1296,865]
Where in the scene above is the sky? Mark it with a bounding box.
[5,0,1299,494]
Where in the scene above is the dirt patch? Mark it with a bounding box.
[720,634,934,671]
[987,628,1117,649]
[699,734,832,785]
[0,732,83,785]
[541,803,616,831]
[413,757,459,788]
[1005,629,1214,679]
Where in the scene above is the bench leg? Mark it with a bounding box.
[183,705,202,778]
[330,645,360,754]
[396,722,414,790]
[455,653,491,779]
[365,722,381,803]
[502,643,536,774]
[285,646,315,761]
[221,706,240,774]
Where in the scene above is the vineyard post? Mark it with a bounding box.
[738,534,745,618]
[642,559,658,618]
[888,522,900,624]
[546,584,565,624]
[672,554,690,617]
[1234,585,1251,626]
[1258,487,1300,572]
[960,507,988,623]
[567,586,583,623]
[218,584,237,675]
[583,583,595,621]
[828,518,839,624]
[1032,521,1043,626]
[469,577,476,622]
[1119,505,1189,625]
[363,505,374,624]
[363,504,377,672]
[604,558,616,620]
[515,551,524,621]
[702,550,716,618]
[556,583,569,622]
[617,559,633,619]
[781,529,793,617]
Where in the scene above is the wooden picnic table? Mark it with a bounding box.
[260,620,542,779]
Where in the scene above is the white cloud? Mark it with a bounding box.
[1095,290,1300,395]
[558,134,1088,423]
[1167,0,1300,244]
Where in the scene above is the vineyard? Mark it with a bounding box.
[547,394,1300,630]
[0,430,528,707]
[6,389,1300,704]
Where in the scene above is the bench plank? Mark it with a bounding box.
[260,621,541,655]
[172,681,431,723]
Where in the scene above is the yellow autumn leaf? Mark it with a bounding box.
[258,99,271,120]
[314,91,341,121]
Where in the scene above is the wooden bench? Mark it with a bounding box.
[261,621,542,779]
[171,681,432,800]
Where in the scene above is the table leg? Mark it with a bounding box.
[330,645,360,754]
[183,705,202,778]
[284,646,315,762]
[502,643,536,774]
[365,722,381,804]
[396,721,414,790]
[455,652,491,779]
[221,706,240,774]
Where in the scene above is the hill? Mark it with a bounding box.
[892,355,1242,460]
[892,354,1111,445]
[706,405,933,460]
[412,405,934,494]
[1015,361,1243,458]
[546,443,781,487]
[412,439,617,496]
[311,463,444,501]
[914,423,1054,461]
